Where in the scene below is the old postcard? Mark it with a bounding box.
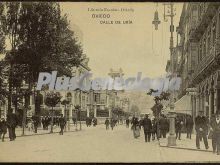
[0,1,220,163]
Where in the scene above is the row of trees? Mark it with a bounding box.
[0,2,85,115]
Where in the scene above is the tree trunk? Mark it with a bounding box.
[8,63,13,114]
[35,90,41,116]
[50,107,54,133]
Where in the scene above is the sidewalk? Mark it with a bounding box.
[159,133,213,152]
[3,123,83,139]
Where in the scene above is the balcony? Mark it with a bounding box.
[216,37,220,56]
[189,3,219,41]
[192,37,220,84]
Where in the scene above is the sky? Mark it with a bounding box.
[60,2,183,79]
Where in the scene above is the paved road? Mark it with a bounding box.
[0,124,220,162]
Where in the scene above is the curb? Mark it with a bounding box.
[159,144,212,153]
[4,129,83,139]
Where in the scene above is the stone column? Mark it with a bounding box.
[94,105,97,118]
[214,89,218,113]
[86,107,89,117]
[201,93,205,113]
[167,110,176,146]
[61,106,64,116]
[216,7,220,39]
[195,95,200,117]
[209,90,212,121]
[69,105,73,120]
[205,91,209,117]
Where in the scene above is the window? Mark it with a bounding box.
[212,22,216,46]
[203,37,206,57]
[94,93,100,103]
[199,42,202,62]
[67,92,72,102]
[207,28,211,54]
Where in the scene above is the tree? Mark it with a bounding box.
[15,2,84,115]
[0,2,6,53]
[130,105,140,116]
[61,99,70,119]
[147,89,170,118]
[74,105,81,130]
[2,2,85,116]
[4,2,23,114]
[0,60,8,107]
[45,91,62,133]
[147,89,171,139]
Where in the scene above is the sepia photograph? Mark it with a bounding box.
[0,1,220,163]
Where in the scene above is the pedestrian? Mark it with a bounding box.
[105,118,110,130]
[159,115,167,138]
[175,117,182,140]
[151,118,157,141]
[186,115,194,139]
[42,117,46,130]
[59,114,66,135]
[142,114,152,142]
[132,117,140,139]
[6,112,18,141]
[195,110,209,150]
[0,118,7,142]
[89,117,92,126]
[86,117,90,127]
[210,111,220,155]
[131,116,135,130]
[72,117,76,126]
[32,115,39,133]
[126,118,130,128]
[139,117,143,130]
[27,119,33,132]
[93,117,97,127]
[110,118,115,130]
[45,116,49,130]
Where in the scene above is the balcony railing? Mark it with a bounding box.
[216,37,220,56]
[189,3,218,41]
[192,37,220,82]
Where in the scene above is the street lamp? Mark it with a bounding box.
[20,83,31,136]
[152,2,176,146]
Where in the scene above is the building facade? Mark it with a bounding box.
[175,2,220,121]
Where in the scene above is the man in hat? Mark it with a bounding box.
[195,110,209,150]
[105,118,110,130]
[59,114,66,135]
[210,111,220,155]
[159,115,168,138]
[186,115,194,139]
[6,112,18,141]
[142,114,152,142]
[0,118,7,142]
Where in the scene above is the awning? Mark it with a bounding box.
[163,95,192,115]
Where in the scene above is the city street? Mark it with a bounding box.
[0,124,220,163]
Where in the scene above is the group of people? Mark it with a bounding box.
[195,110,220,155]
[0,113,18,141]
[124,114,194,143]
[86,117,97,127]
[126,115,169,142]
[104,118,118,130]
[130,114,157,142]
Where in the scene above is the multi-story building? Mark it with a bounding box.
[175,2,220,121]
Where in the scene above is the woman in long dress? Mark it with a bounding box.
[132,117,140,138]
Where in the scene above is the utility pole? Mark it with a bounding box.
[79,90,82,130]
[165,2,176,146]
[152,2,176,146]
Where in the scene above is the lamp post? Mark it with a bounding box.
[152,2,176,146]
[79,90,82,130]
[69,104,73,131]
[20,83,30,136]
